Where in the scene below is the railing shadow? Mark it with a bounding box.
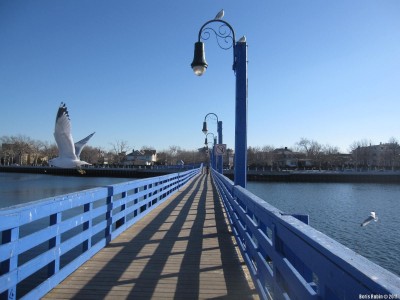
[70,174,202,299]
[209,175,259,300]
[67,173,258,299]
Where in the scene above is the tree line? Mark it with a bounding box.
[1,135,400,170]
[0,135,207,166]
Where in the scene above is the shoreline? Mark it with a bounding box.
[0,166,185,179]
[3,166,400,183]
[224,170,400,183]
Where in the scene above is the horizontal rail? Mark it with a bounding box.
[211,169,400,300]
[0,166,201,300]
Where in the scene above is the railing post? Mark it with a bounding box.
[82,203,92,251]
[105,186,113,243]
[1,228,19,300]
[48,213,61,278]
[147,185,152,209]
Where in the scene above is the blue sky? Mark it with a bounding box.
[1,1,399,153]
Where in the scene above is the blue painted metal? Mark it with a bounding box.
[202,113,223,174]
[234,41,248,188]
[193,17,246,184]
[0,167,201,300]
[213,136,217,170]
[212,169,400,299]
[217,120,223,174]
[206,132,217,171]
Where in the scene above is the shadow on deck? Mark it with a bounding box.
[43,173,259,299]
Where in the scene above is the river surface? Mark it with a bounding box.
[247,181,400,276]
[0,173,133,208]
[1,173,399,276]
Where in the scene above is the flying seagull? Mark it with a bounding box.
[49,102,94,168]
[215,9,224,20]
[360,211,378,227]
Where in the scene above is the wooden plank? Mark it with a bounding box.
[43,174,259,299]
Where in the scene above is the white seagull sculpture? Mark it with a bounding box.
[360,211,378,227]
[49,102,95,168]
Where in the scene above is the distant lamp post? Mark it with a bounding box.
[202,113,223,174]
[204,132,215,146]
[204,133,217,170]
[205,141,216,171]
[191,11,248,187]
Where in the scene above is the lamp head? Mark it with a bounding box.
[202,121,208,134]
[191,42,208,76]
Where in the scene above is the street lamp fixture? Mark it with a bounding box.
[191,42,208,76]
[202,121,208,135]
[192,11,248,187]
[191,16,236,75]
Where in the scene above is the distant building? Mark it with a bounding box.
[123,149,157,166]
[352,142,400,169]
[272,147,300,168]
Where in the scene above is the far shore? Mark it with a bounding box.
[2,166,400,184]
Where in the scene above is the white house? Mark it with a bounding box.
[124,150,157,166]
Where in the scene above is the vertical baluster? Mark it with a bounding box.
[82,203,92,252]
[105,186,113,243]
[1,227,19,300]
[48,212,61,277]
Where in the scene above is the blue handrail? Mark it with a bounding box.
[0,167,201,300]
[211,169,400,299]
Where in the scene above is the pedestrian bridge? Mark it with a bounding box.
[1,166,400,299]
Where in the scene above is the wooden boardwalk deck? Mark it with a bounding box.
[43,173,259,299]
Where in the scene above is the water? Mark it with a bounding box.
[0,172,133,209]
[1,173,399,276]
[247,182,400,276]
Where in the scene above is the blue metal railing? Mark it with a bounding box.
[0,167,201,300]
[211,169,400,300]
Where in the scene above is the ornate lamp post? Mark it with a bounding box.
[191,11,248,187]
[204,133,217,170]
[202,113,223,174]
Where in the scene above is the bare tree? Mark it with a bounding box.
[247,146,261,167]
[140,145,155,151]
[155,146,206,166]
[296,138,322,159]
[0,135,33,165]
[42,141,58,162]
[29,139,46,165]
[0,136,15,165]
[109,140,131,164]
[167,145,181,165]
[80,146,104,165]
[320,144,341,169]
[348,139,372,153]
